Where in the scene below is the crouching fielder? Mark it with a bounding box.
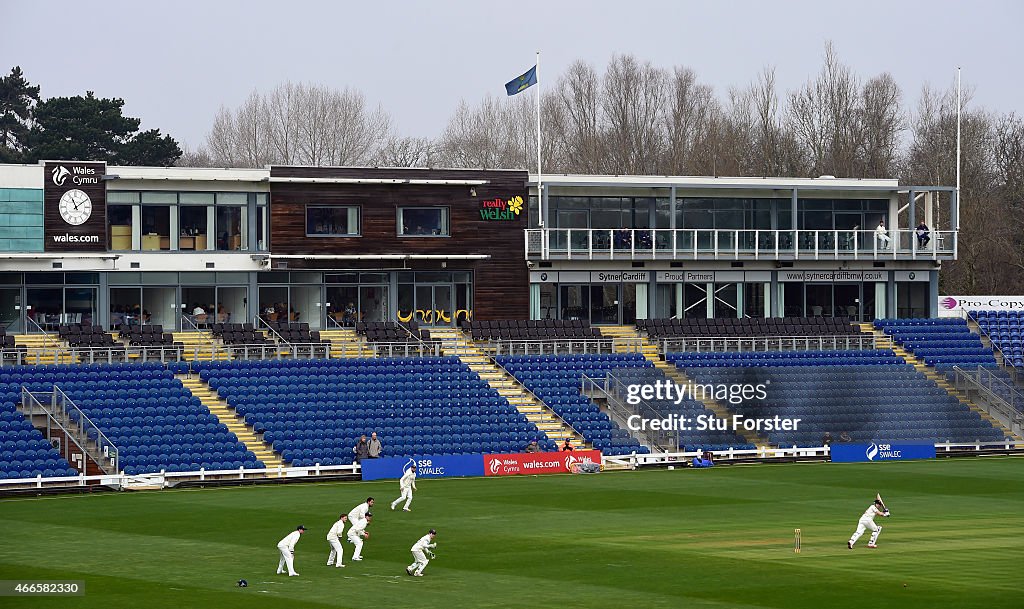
[347,513,372,560]
[326,514,348,567]
[391,464,417,512]
[406,529,437,577]
[848,499,890,549]
[276,525,306,576]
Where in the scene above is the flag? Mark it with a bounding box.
[505,65,537,96]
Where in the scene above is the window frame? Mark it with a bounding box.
[305,205,361,238]
[397,206,450,238]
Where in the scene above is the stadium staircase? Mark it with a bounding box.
[177,374,285,471]
[600,325,767,448]
[318,328,367,358]
[430,327,588,447]
[14,334,75,364]
[171,331,227,361]
[859,323,1017,439]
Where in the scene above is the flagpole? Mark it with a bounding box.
[536,50,544,229]
[956,66,961,232]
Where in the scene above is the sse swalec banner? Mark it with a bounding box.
[831,442,936,463]
[360,454,484,481]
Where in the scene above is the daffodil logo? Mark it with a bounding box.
[508,196,523,216]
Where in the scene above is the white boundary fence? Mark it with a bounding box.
[1,441,1020,492]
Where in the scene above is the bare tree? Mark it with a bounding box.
[375,136,436,167]
[601,54,666,174]
[201,83,391,167]
[555,60,604,173]
[661,67,719,175]
[859,72,904,177]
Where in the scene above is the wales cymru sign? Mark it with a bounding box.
[480,196,524,221]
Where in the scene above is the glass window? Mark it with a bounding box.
[141,192,177,204]
[632,198,653,229]
[590,198,622,229]
[179,192,215,204]
[217,192,248,205]
[257,206,268,250]
[108,204,133,250]
[255,193,268,205]
[306,206,359,236]
[216,206,246,250]
[65,273,99,284]
[108,191,140,204]
[179,205,209,250]
[398,207,449,236]
[141,206,171,251]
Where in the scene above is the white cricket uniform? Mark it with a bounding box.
[348,501,371,526]
[347,517,369,559]
[276,530,302,576]
[326,518,347,567]
[407,534,436,576]
[848,504,888,547]
[391,469,417,511]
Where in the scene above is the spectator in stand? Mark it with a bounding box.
[560,438,574,452]
[839,430,852,443]
[353,435,369,463]
[217,304,229,323]
[343,302,357,327]
[524,440,540,453]
[916,221,931,248]
[822,431,833,446]
[875,219,891,249]
[367,432,383,459]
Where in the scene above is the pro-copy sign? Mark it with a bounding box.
[44,161,107,252]
[483,450,602,476]
[830,442,936,463]
[360,454,484,481]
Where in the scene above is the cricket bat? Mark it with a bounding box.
[876,492,890,514]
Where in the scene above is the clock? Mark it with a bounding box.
[58,189,93,226]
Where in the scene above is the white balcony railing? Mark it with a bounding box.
[524,228,956,261]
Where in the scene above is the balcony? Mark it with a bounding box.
[524,228,955,262]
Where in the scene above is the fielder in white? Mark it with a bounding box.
[848,499,890,549]
[276,525,306,576]
[326,514,348,568]
[390,465,417,512]
[348,496,374,527]
[406,529,437,577]
[347,512,372,560]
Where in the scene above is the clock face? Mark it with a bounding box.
[58,189,93,226]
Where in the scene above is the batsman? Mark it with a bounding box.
[848,493,890,549]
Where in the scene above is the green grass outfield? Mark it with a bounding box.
[0,457,1020,609]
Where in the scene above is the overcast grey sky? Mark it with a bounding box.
[3,0,1022,149]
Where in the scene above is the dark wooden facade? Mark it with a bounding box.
[269,167,530,320]
[44,161,107,252]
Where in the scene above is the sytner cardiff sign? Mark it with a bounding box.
[938,295,1024,317]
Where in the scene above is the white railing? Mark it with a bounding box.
[0,463,362,491]
[0,340,441,366]
[2,440,1021,491]
[602,440,1024,468]
[525,228,956,261]
[485,337,644,356]
[658,334,881,353]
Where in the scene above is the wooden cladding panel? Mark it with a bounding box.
[269,167,529,320]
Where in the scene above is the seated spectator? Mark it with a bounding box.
[839,430,852,443]
[560,438,574,452]
[524,440,540,453]
[822,431,833,446]
[916,221,931,248]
